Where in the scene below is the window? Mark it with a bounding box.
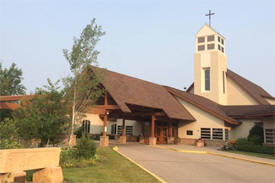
[207,35,215,42]
[111,124,116,135]
[117,125,123,135]
[218,44,221,50]
[198,37,205,43]
[207,44,215,50]
[82,120,91,134]
[187,130,193,136]
[265,129,275,144]
[212,128,223,140]
[126,126,133,136]
[221,47,224,53]
[198,45,205,51]
[221,39,224,45]
[223,71,225,93]
[218,36,221,42]
[204,68,210,91]
[201,128,211,139]
[225,129,229,140]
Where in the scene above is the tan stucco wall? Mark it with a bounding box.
[229,120,258,139]
[175,96,227,140]
[226,77,259,105]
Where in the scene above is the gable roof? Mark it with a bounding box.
[164,86,240,125]
[226,69,273,105]
[92,67,195,121]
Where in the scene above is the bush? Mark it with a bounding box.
[235,138,275,155]
[248,124,263,144]
[60,147,78,168]
[0,139,23,149]
[76,134,96,160]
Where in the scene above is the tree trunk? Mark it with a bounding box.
[68,84,77,147]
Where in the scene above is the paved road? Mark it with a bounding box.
[117,144,275,183]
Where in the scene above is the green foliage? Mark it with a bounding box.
[75,134,96,160]
[235,138,275,155]
[0,109,12,122]
[0,118,18,140]
[248,124,264,144]
[12,79,70,146]
[0,62,26,96]
[60,147,79,168]
[0,139,23,149]
[0,118,22,149]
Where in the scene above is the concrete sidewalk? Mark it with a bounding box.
[158,144,275,165]
[117,144,275,183]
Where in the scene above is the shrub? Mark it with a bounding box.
[235,138,275,155]
[60,147,78,168]
[0,139,23,149]
[76,134,96,160]
[248,124,263,144]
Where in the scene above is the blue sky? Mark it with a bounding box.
[0,0,274,95]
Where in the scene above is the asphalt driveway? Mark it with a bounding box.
[117,144,275,183]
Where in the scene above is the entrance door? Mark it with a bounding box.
[156,123,168,144]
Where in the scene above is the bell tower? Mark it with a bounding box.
[193,24,227,105]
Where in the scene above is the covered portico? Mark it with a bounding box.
[89,91,190,146]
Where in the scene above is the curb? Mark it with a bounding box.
[206,151,275,166]
[112,146,167,183]
[154,145,275,167]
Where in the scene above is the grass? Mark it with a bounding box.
[63,147,161,183]
[226,150,275,160]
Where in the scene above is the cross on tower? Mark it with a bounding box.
[205,10,215,27]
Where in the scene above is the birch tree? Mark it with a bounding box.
[63,19,105,146]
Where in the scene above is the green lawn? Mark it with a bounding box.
[226,150,275,160]
[63,147,161,183]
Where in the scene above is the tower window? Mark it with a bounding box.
[221,39,224,45]
[221,47,224,53]
[207,44,215,50]
[223,71,225,93]
[204,68,210,91]
[207,35,215,42]
[198,45,205,51]
[218,44,221,50]
[198,37,205,43]
[218,36,221,42]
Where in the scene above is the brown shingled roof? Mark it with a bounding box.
[221,105,275,118]
[164,86,240,125]
[92,67,195,121]
[226,69,273,105]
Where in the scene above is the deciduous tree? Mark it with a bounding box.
[63,18,105,146]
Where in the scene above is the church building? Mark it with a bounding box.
[1,24,274,147]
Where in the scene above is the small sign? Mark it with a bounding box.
[104,126,107,132]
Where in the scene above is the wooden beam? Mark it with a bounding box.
[93,105,120,110]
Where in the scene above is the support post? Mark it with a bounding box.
[149,115,156,145]
[119,117,127,144]
[168,121,175,144]
[100,92,109,146]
